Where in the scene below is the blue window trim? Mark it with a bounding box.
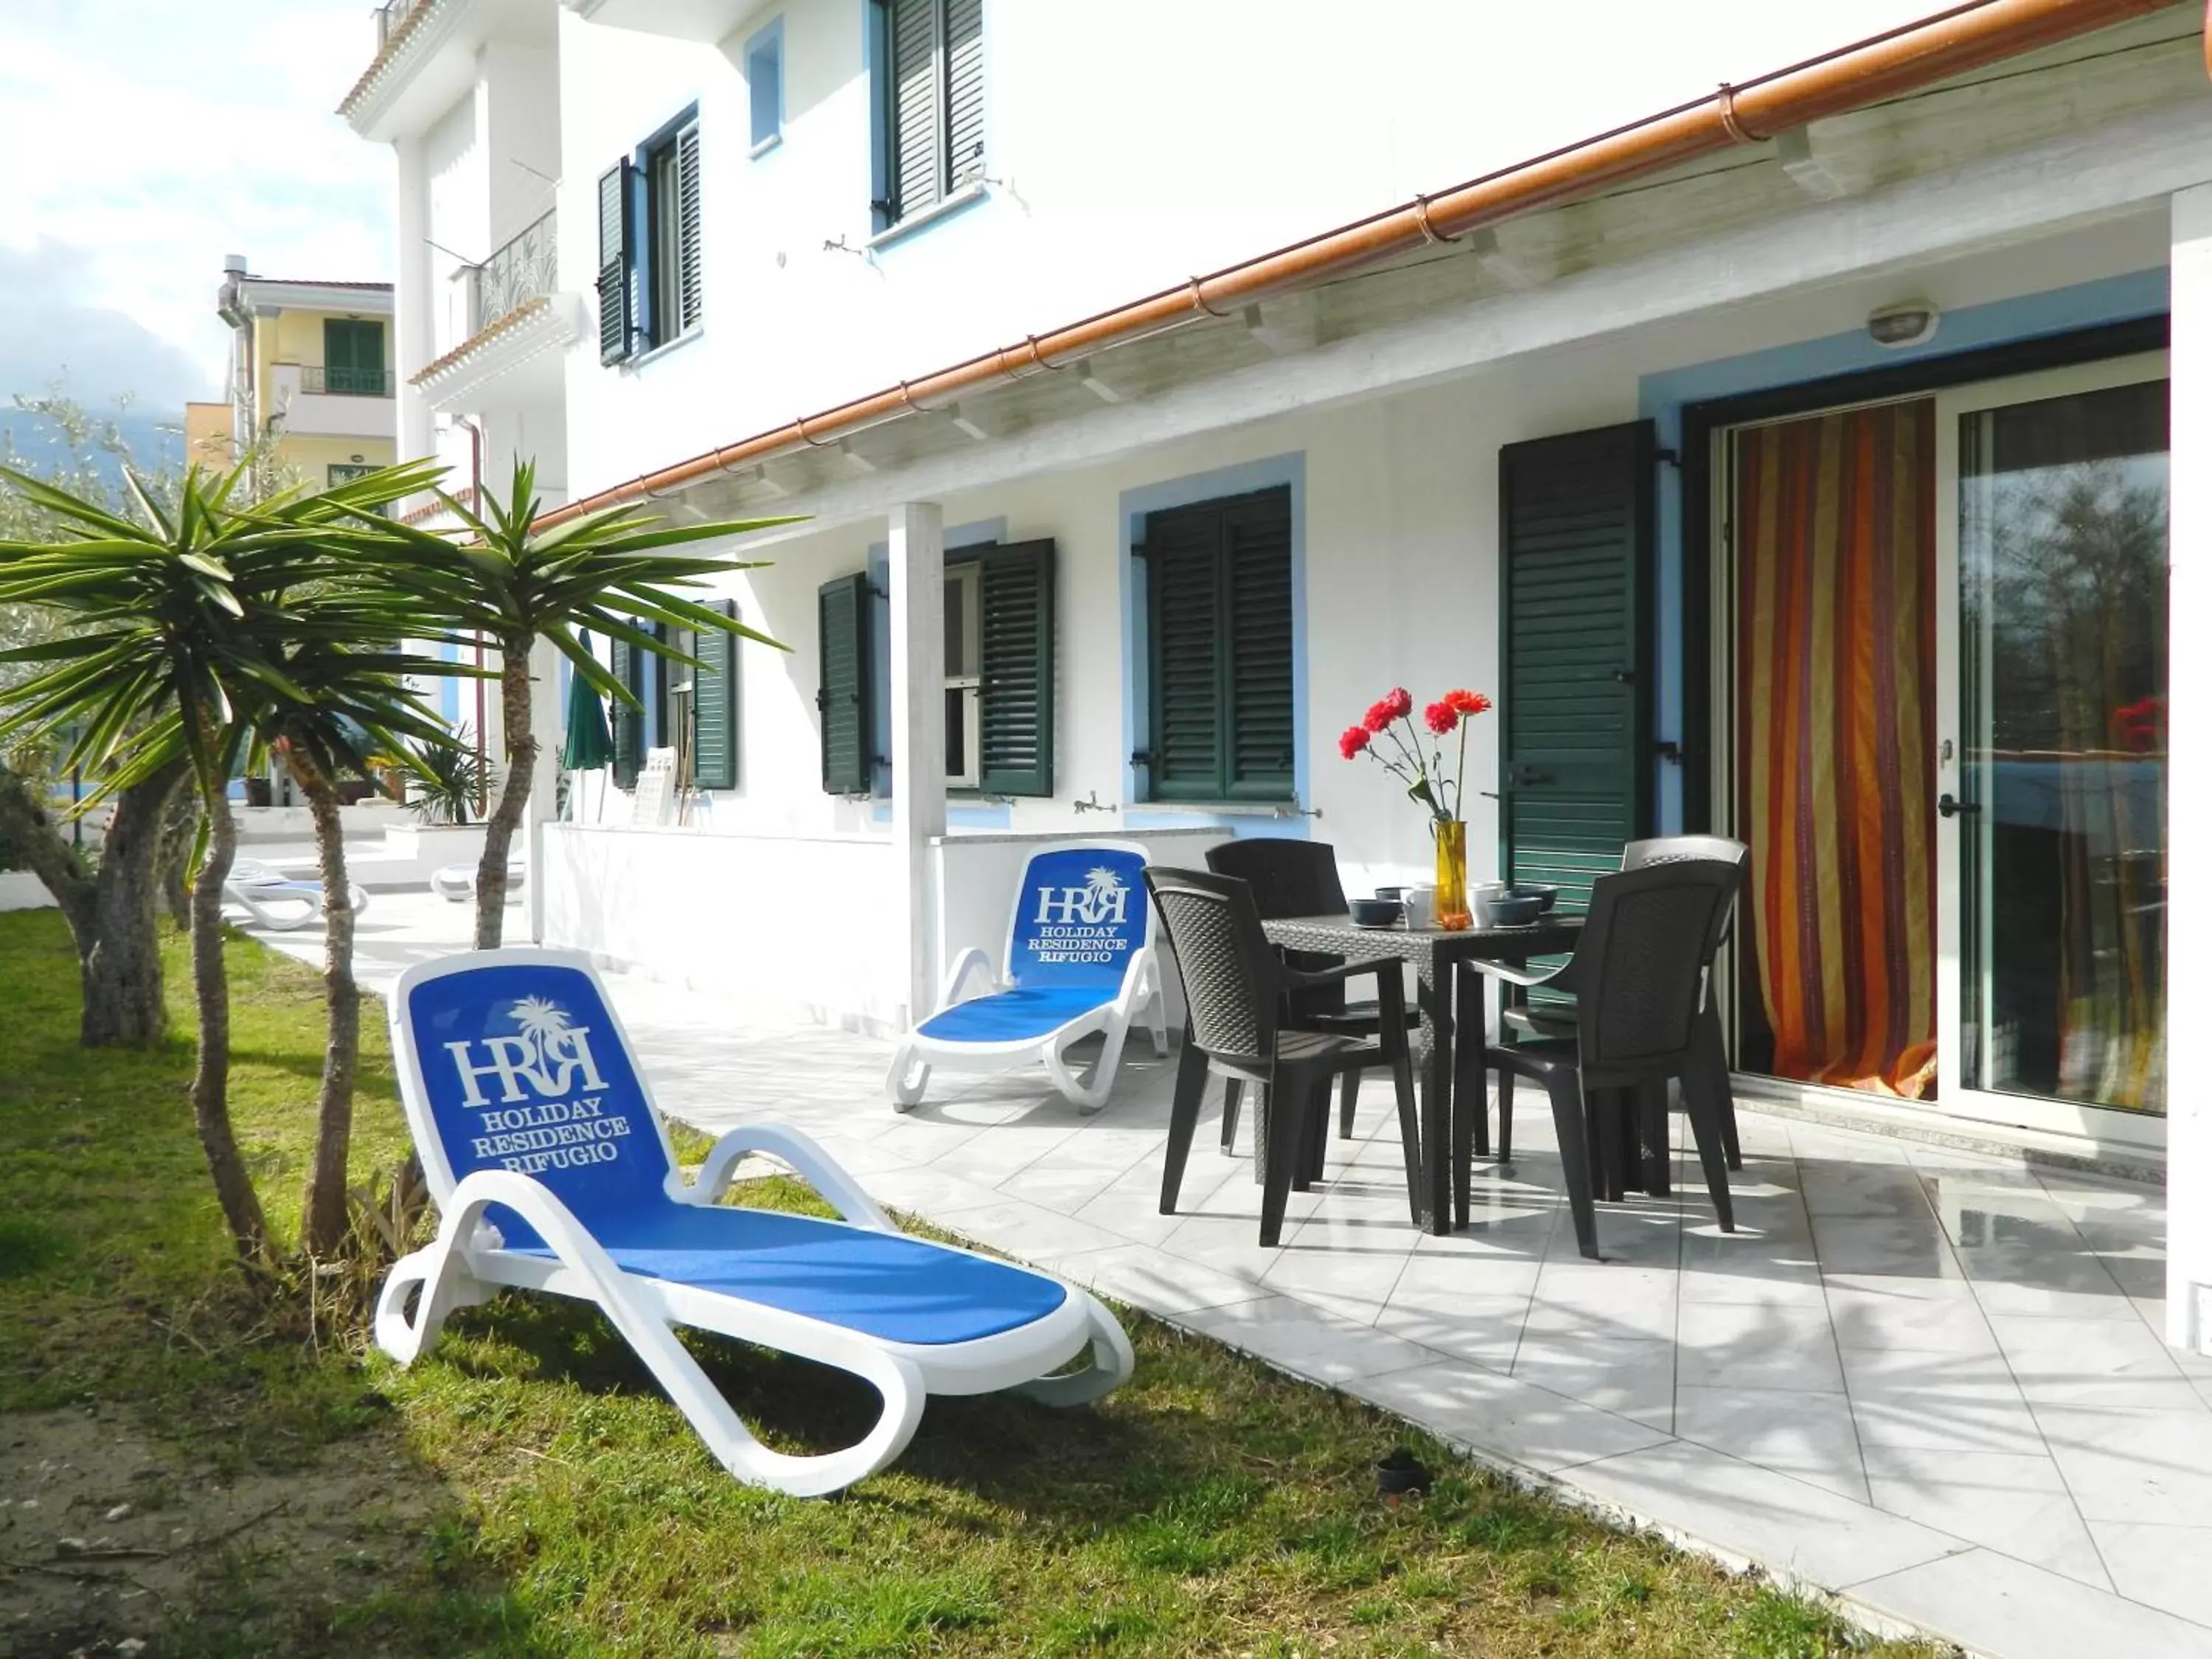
[1119,453,1310,838]
[866,516,1006,803]
[745,18,784,153]
[861,0,989,243]
[628,101,700,355]
[1635,265,2167,836]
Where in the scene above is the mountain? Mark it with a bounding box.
[0,406,186,491]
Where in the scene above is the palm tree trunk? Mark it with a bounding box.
[291,748,359,1258]
[77,763,184,1048]
[473,633,537,950]
[189,777,269,1265]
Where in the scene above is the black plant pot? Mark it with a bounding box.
[1376,1447,1433,1505]
[243,778,274,809]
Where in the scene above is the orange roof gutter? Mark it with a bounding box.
[549,0,2174,527]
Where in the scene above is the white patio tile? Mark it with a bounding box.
[1674,1301,1845,1393]
[1048,1242,1270,1316]
[1848,1548,2212,1659]
[855,1162,1006,1218]
[1347,1357,1673,1473]
[1176,1294,1440,1385]
[1826,1280,2000,1355]
[1799,1163,1933,1219]
[1510,1333,1677,1427]
[2033,1406,2212,1527]
[1860,1445,2111,1589]
[1806,1214,1962,1281]
[1526,1262,1678,1340]
[1842,1349,2048,1456]
[942,1197,1126,1268]
[1987,1315,2204,1411]
[1374,1292,1534,1371]
[1672,1385,1867,1503]
[1565,1439,1966,1587]
[2086,1521,2212,1630]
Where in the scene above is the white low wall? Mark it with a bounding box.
[542,823,905,1032]
[0,871,55,912]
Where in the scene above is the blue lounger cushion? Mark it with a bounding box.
[916,987,1114,1045]
[510,1203,1068,1346]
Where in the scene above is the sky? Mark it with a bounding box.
[0,0,392,414]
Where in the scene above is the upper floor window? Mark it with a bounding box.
[598,109,701,366]
[871,0,982,230]
[745,19,783,153]
[321,319,386,395]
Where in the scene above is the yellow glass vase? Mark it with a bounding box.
[1433,819,1472,931]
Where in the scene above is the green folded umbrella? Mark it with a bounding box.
[560,636,616,771]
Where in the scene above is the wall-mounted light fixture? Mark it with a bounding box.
[1868,301,1939,349]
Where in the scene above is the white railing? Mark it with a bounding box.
[470,212,559,335]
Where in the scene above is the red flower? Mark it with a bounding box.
[1424,700,1458,736]
[1363,687,1413,732]
[1338,724,1373,760]
[1445,689,1492,717]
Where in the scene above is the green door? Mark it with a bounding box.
[1498,420,1655,913]
[323,319,384,394]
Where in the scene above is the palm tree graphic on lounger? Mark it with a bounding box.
[1082,866,1125,922]
[509,995,577,1072]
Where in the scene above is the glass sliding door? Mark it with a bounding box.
[1935,355,2168,1141]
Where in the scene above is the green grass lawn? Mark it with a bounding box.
[0,909,1950,1658]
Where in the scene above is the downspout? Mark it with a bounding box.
[541,0,2171,527]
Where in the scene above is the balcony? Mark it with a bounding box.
[301,365,395,397]
[372,0,437,46]
[341,0,554,142]
[470,212,558,335]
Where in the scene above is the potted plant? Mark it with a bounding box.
[1339,686,1492,929]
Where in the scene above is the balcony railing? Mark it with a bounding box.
[302,365,395,397]
[372,0,437,47]
[470,212,560,335]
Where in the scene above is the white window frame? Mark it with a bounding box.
[944,562,982,789]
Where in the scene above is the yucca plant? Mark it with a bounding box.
[0,459,470,1262]
[351,461,792,947]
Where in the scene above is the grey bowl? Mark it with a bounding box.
[1349,897,1403,928]
[1515,883,1560,914]
[1486,893,1545,928]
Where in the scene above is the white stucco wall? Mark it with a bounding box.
[552,0,1950,501]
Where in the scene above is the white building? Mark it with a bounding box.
[349,1,2212,1349]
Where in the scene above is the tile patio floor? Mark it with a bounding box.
[268,894,2212,1659]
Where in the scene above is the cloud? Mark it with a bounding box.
[0,242,209,408]
[0,1,395,409]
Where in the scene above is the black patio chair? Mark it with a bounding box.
[1203,838,1421,1147]
[1470,860,1745,1260]
[1498,835,1748,1173]
[1145,866,1422,1248]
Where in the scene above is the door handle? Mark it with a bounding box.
[1935,793,1980,818]
[1512,765,1549,787]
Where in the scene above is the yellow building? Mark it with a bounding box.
[212,256,396,493]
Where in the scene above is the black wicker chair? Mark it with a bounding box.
[1145,866,1422,1248]
[1203,838,1421,1147]
[1470,860,1745,1260]
[1498,835,1747,1174]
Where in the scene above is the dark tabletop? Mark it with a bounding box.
[1260,913,1582,975]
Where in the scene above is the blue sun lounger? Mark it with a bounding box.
[375,948,1134,1496]
[886,841,1168,1113]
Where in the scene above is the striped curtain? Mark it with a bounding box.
[1736,400,1938,1097]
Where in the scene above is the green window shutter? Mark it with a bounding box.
[886,0,940,221]
[945,0,984,192]
[1144,486,1293,802]
[975,540,1053,797]
[1222,491,1294,798]
[323,319,383,394]
[1498,420,1655,914]
[675,123,703,334]
[597,160,635,364]
[691,600,738,790]
[610,636,644,790]
[817,572,874,793]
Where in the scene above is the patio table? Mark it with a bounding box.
[1260,913,1582,1235]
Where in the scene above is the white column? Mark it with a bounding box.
[392,133,434,467]
[888,502,947,1027]
[2168,184,2212,1354]
[523,636,563,945]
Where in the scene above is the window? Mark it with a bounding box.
[944,563,981,787]
[598,110,701,364]
[327,462,377,486]
[871,0,983,229]
[322,319,386,394]
[817,540,1054,798]
[745,19,783,153]
[1139,487,1294,802]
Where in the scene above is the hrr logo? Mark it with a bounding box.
[445,996,612,1107]
[1032,865,1130,927]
